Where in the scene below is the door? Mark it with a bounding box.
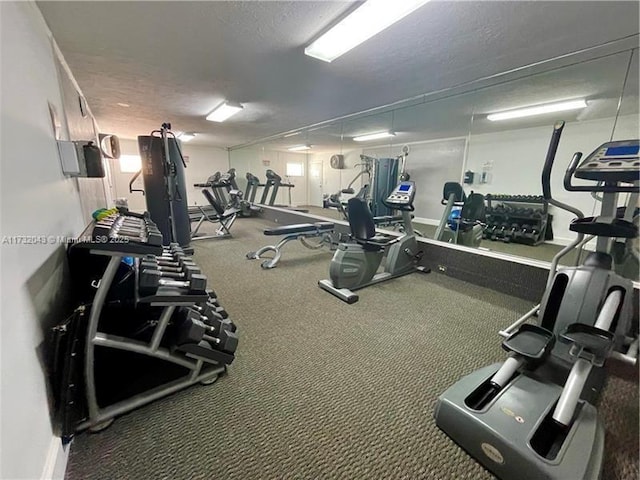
[308,160,324,206]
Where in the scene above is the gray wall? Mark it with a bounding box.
[1,2,98,478]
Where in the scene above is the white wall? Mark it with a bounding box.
[465,116,638,243]
[110,138,229,211]
[1,2,91,478]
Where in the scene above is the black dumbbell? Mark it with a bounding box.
[184,309,236,334]
[176,316,238,353]
[149,254,195,270]
[139,269,207,295]
[191,300,229,320]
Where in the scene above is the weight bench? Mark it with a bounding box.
[191,190,239,240]
[246,222,336,269]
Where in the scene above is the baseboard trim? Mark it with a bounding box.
[41,437,69,480]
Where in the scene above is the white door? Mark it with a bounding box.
[308,160,324,206]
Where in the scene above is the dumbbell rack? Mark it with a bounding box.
[483,194,551,246]
[72,214,226,433]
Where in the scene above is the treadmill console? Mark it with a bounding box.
[386,181,416,206]
[575,139,640,183]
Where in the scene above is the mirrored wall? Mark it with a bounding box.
[230,46,639,281]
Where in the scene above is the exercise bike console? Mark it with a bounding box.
[384,181,415,210]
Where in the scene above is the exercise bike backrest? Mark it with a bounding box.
[441,182,466,205]
[346,197,377,241]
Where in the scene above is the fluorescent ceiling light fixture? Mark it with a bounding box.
[178,132,196,142]
[288,145,312,151]
[206,101,243,122]
[119,155,141,173]
[353,131,396,142]
[304,0,430,62]
[284,132,301,138]
[116,102,130,108]
[487,99,588,121]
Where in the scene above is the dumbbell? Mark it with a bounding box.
[138,269,207,295]
[183,308,236,334]
[140,261,202,281]
[162,243,183,254]
[191,300,228,319]
[151,252,194,267]
[142,259,192,274]
[176,316,238,353]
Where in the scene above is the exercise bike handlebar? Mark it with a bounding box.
[381,198,415,212]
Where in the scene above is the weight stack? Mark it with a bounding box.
[138,135,191,247]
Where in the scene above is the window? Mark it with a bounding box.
[286,162,304,177]
[119,155,141,173]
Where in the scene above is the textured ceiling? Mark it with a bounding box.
[37,1,639,148]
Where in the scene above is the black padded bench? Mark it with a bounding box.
[247,222,336,269]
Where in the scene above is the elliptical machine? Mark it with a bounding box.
[318,179,430,304]
[434,121,639,480]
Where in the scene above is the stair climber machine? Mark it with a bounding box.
[318,179,430,304]
[434,121,639,480]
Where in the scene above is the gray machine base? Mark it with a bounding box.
[318,266,428,304]
[434,364,604,480]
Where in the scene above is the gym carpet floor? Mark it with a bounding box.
[65,217,639,480]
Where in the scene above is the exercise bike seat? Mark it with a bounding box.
[502,324,555,361]
[559,323,614,366]
[263,222,335,236]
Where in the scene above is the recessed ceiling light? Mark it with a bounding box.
[178,132,196,142]
[487,99,588,121]
[116,102,130,108]
[305,0,430,62]
[288,145,312,151]
[353,131,396,142]
[206,101,244,122]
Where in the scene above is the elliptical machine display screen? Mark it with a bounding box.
[605,145,639,157]
[398,184,411,192]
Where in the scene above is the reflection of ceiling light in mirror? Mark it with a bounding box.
[487,99,588,121]
[206,101,243,122]
[179,133,196,142]
[116,102,130,107]
[353,131,396,142]
[305,0,431,62]
[288,145,312,151]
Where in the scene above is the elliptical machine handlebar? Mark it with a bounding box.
[541,120,565,201]
[540,121,585,221]
[563,153,639,193]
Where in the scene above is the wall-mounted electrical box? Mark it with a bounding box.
[57,140,105,177]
